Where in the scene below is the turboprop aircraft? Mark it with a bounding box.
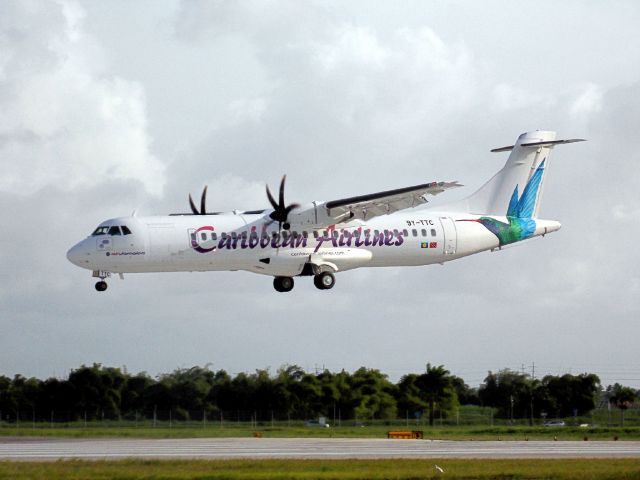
[67,130,583,292]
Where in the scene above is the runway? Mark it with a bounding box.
[1,437,639,460]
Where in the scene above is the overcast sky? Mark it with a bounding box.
[2,0,640,389]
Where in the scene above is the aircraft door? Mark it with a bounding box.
[440,217,457,255]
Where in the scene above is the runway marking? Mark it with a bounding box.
[1,438,640,460]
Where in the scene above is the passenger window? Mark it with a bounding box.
[282,231,289,240]
[374,230,380,236]
[364,229,370,236]
[231,232,237,239]
[212,232,218,240]
[421,229,427,237]
[431,229,437,237]
[393,229,399,237]
[262,232,269,239]
[402,229,408,236]
[292,231,298,238]
[121,226,132,235]
[333,231,339,238]
[303,231,308,238]
[108,226,122,236]
[412,229,417,237]
[313,231,318,239]
[354,230,361,238]
[200,232,207,241]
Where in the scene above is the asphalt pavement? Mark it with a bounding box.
[1,437,639,460]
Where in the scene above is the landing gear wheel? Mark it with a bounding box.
[273,276,294,292]
[314,271,335,290]
[95,281,108,292]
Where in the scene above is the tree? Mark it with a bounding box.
[162,366,216,419]
[397,374,427,420]
[416,364,457,426]
[68,364,126,419]
[348,368,397,420]
[542,373,600,418]
[450,375,479,405]
[121,373,154,419]
[479,369,531,420]
[609,384,637,427]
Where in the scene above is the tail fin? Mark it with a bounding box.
[459,131,584,218]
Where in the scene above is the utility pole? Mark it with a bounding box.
[530,362,535,426]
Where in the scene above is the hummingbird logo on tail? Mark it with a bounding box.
[463,160,546,246]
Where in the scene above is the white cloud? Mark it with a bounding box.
[491,83,556,112]
[0,0,164,196]
[313,26,390,72]
[570,83,603,118]
[1,0,640,389]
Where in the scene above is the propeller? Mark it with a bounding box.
[189,186,208,215]
[266,175,299,230]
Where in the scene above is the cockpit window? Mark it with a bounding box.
[92,226,110,236]
[108,226,122,236]
[121,226,132,235]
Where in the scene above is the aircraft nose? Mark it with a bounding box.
[67,242,86,267]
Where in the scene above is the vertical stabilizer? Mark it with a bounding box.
[465,130,556,217]
[431,131,584,217]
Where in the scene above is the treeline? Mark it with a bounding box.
[0,364,637,424]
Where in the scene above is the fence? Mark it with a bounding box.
[1,406,639,429]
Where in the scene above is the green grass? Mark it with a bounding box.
[1,459,640,480]
[2,423,640,440]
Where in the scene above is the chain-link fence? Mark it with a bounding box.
[1,406,639,429]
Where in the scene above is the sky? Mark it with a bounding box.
[1,0,640,389]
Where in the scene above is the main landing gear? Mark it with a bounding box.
[273,276,294,292]
[272,271,336,292]
[313,271,335,290]
[95,281,108,292]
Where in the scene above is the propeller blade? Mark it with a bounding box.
[200,186,208,215]
[284,203,300,216]
[266,174,297,226]
[189,194,199,215]
[266,184,279,211]
[278,175,286,209]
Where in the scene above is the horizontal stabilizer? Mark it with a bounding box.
[491,138,586,153]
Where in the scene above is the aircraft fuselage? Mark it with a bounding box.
[67,210,560,278]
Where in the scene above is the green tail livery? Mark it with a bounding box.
[470,160,545,246]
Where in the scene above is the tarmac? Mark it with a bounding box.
[1,437,639,460]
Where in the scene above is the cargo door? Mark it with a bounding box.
[439,217,457,255]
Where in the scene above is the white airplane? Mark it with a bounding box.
[67,130,583,292]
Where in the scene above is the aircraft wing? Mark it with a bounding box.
[323,181,462,223]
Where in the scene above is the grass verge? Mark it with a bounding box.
[2,424,640,440]
[1,458,640,480]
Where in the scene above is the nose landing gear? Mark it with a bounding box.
[92,270,111,292]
